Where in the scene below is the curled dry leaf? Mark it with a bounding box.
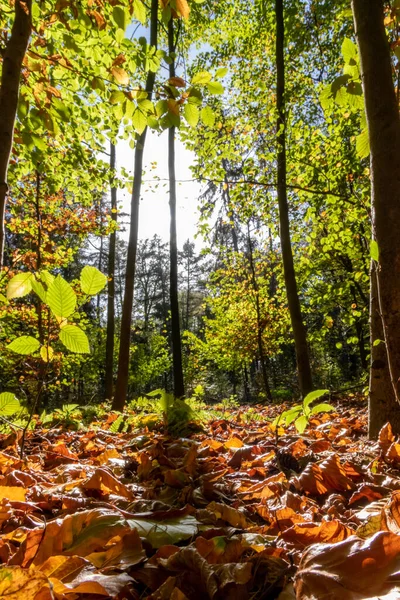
[295,531,400,599]
[294,453,354,495]
[281,520,354,549]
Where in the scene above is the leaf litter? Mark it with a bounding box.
[0,396,399,598]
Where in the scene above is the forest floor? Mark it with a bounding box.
[0,396,399,599]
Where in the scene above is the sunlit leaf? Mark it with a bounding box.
[59,325,90,354]
[7,273,33,299]
[7,336,40,355]
[0,392,20,415]
[46,275,76,318]
[80,266,107,295]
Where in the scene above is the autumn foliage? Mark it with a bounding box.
[0,397,397,598]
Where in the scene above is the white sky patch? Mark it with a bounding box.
[116,130,203,249]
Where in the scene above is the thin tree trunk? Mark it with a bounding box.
[275,0,313,396]
[247,223,273,401]
[113,0,158,411]
[168,17,185,398]
[0,0,32,269]
[105,142,117,401]
[352,0,400,436]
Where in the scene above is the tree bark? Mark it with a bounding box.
[352,0,400,436]
[247,223,273,401]
[0,0,32,269]
[275,0,313,396]
[113,0,158,411]
[105,142,117,401]
[168,17,185,398]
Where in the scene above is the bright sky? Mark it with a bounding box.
[116,130,202,249]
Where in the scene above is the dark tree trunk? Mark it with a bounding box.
[247,223,273,401]
[275,0,313,397]
[0,0,32,269]
[105,142,117,401]
[352,0,400,436]
[113,0,158,411]
[168,17,185,398]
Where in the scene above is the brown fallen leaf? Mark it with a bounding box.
[281,520,354,549]
[295,531,400,599]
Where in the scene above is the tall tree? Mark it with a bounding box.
[112,0,159,411]
[275,0,313,396]
[105,142,117,401]
[0,0,32,269]
[168,17,185,398]
[352,0,400,436]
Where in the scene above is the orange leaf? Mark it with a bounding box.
[83,467,133,499]
[111,67,129,85]
[295,531,400,599]
[281,520,354,549]
[168,76,186,87]
[0,486,26,502]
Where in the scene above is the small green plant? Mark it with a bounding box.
[147,389,196,435]
[273,389,335,434]
[6,266,107,358]
[221,394,239,409]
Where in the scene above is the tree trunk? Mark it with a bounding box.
[113,0,158,411]
[105,142,117,401]
[247,223,273,401]
[352,0,400,436]
[275,0,313,397]
[168,17,185,398]
[0,0,32,269]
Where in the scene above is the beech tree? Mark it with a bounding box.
[0,0,32,269]
[352,0,400,436]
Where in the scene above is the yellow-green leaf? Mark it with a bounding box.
[7,336,40,355]
[7,273,33,299]
[80,266,107,295]
[47,275,76,318]
[59,325,90,354]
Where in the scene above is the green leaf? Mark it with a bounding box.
[370,240,379,262]
[110,414,124,433]
[132,109,148,134]
[80,266,107,295]
[356,128,370,159]
[0,393,20,416]
[40,271,54,288]
[133,0,146,24]
[7,273,33,300]
[192,71,212,85]
[310,403,335,415]
[215,67,228,79]
[303,389,329,411]
[59,325,90,354]
[184,103,199,127]
[282,406,302,426]
[7,336,40,355]
[373,339,384,347]
[200,106,215,127]
[113,6,127,30]
[342,38,358,64]
[155,100,168,116]
[47,275,76,318]
[109,90,126,105]
[31,279,47,303]
[295,415,308,434]
[206,81,224,95]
